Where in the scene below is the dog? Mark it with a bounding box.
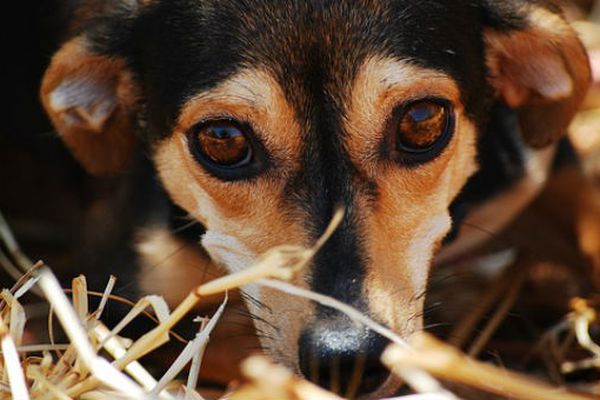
[39,0,591,398]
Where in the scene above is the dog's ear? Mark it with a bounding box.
[483,1,591,148]
[40,36,139,175]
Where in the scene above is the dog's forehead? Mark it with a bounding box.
[136,0,487,135]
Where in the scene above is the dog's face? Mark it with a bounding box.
[41,0,589,397]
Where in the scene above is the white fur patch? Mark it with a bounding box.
[187,182,259,273]
[187,183,221,227]
[187,182,262,299]
[201,232,260,300]
[406,213,452,289]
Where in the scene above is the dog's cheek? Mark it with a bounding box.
[361,195,452,333]
[153,134,313,260]
[361,116,478,332]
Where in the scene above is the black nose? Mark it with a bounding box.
[298,317,390,398]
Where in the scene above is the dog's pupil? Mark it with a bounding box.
[198,122,250,166]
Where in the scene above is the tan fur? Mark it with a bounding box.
[341,56,478,333]
[40,37,139,175]
[485,5,591,147]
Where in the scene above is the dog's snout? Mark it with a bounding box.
[298,318,390,398]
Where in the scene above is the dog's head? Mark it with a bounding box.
[41,0,589,397]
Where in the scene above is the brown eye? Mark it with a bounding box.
[193,120,252,167]
[397,100,452,153]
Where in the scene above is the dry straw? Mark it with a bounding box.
[0,207,599,399]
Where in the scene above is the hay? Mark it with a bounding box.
[2,207,600,400]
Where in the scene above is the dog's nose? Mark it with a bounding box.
[298,318,390,398]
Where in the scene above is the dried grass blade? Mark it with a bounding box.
[0,315,30,399]
[257,279,408,348]
[183,386,205,400]
[243,279,456,398]
[80,389,136,400]
[72,276,89,325]
[0,211,33,272]
[36,266,145,399]
[48,346,77,382]
[572,301,600,357]
[98,295,170,354]
[26,367,72,400]
[0,247,26,288]
[9,294,26,347]
[16,343,70,353]
[92,322,173,399]
[114,210,344,370]
[199,209,344,296]
[150,295,227,397]
[1,289,26,348]
[381,395,458,400]
[383,332,594,400]
[185,298,227,397]
[14,275,41,300]
[94,276,116,321]
[231,356,343,400]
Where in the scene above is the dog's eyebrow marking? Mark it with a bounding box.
[344,55,462,175]
[229,80,265,102]
[176,68,302,168]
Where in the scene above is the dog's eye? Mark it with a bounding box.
[396,100,452,153]
[191,120,252,167]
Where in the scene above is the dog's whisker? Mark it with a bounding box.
[411,301,443,320]
[229,309,281,333]
[169,219,203,234]
[422,322,453,331]
[240,290,273,313]
[460,221,512,250]
[413,286,428,302]
[428,270,475,286]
